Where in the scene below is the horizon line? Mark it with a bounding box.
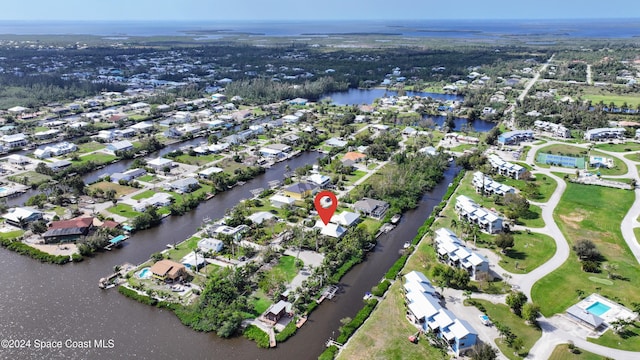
[0,17,639,22]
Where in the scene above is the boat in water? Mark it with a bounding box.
[390,214,402,224]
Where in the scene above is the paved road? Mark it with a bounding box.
[518,54,554,102]
[586,64,593,85]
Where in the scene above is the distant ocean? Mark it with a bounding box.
[0,19,638,39]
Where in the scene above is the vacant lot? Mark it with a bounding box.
[88,182,138,197]
[8,171,51,186]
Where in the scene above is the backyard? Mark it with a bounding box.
[88,182,139,197]
[531,184,639,319]
[7,170,51,186]
[107,203,140,218]
[75,152,118,165]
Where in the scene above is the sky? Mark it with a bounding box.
[1,0,639,21]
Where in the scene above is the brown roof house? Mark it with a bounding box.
[150,260,188,282]
[263,300,293,324]
[42,217,94,244]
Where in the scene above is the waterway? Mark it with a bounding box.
[0,147,462,359]
[321,88,464,105]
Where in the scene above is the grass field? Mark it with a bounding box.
[359,218,382,236]
[538,144,587,157]
[588,321,640,351]
[0,230,25,240]
[336,280,446,360]
[344,170,367,186]
[88,182,138,197]
[166,236,201,261]
[499,232,557,274]
[75,152,117,164]
[500,175,558,203]
[137,174,160,183]
[249,289,273,317]
[549,344,605,360]
[531,184,639,318]
[470,299,542,359]
[7,171,51,186]
[582,94,640,108]
[271,255,299,283]
[106,203,139,218]
[131,190,156,200]
[218,158,248,174]
[594,142,640,153]
[76,142,106,154]
[172,153,223,166]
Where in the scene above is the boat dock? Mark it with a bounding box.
[98,262,135,289]
[104,234,129,250]
[317,285,340,303]
[295,316,308,328]
[375,223,395,238]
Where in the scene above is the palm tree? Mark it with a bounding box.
[450,218,459,237]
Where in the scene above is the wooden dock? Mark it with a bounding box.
[295,316,308,328]
[269,327,276,348]
[317,285,339,303]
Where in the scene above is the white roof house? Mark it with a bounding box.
[129,192,173,212]
[147,157,175,170]
[314,220,347,238]
[325,137,348,147]
[270,194,296,208]
[181,251,207,269]
[308,174,331,188]
[434,227,490,280]
[330,211,360,227]
[197,238,224,253]
[454,195,503,234]
[2,207,43,227]
[247,211,276,224]
[198,167,224,178]
[472,172,515,196]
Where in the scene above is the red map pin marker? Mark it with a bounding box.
[314,190,338,225]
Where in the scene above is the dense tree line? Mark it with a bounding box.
[225,77,347,103]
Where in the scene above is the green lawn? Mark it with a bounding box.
[499,232,557,274]
[582,93,640,108]
[7,171,51,186]
[518,204,544,228]
[0,230,25,240]
[344,170,367,186]
[499,175,558,203]
[167,185,212,206]
[595,142,640,152]
[531,184,639,317]
[537,144,588,157]
[75,152,117,164]
[588,321,640,351]
[449,143,477,152]
[166,236,202,261]
[272,255,299,282]
[172,153,223,166]
[249,289,273,317]
[106,203,140,218]
[88,182,138,197]
[76,142,106,154]
[549,344,606,360]
[137,174,159,183]
[471,299,541,359]
[587,150,628,176]
[131,190,156,200]
[359,218,382,236]
[218,158,248,174]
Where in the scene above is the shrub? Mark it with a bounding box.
[244,325,270,348]
[118,286,158,306]
[275,321,297,342]
[371,280,391,297]
[385,254,408,279]
[0,237,70,264]
[318,345,339,360]
[335,299,378,344]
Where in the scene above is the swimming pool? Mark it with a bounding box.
[138,267,152,279]
[586,301,611,316]
[0,187,7,193]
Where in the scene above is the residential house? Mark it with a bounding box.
[314,220,347,238]
[129,121,154,133]
[325,137,348,148]
[129,192,173,212]
[584,128,626,141]
[6,154,30,165]
[110,168,146,184]
[330,211,361,227]
[198,166,224,179]
[283,182,317,200]
[33,129,61,140]
[2,207,43,228]
[47,160,72,172]
[264,300,292,323]
[343,151,367,163]
[471,172,515,196]
[42,217,94,244]
[419,146,437,156]
[259,147,286,160]
[106,140,134,154]
[307,174,331,188]
[281,133,300,145]
[497,130,534,145]
[167,177,200,193]
[533,120,571,138]
[211,224,248,241]
[1,133,28,149]
[197,238,224,253]
[34,142,77,159]
[454,195,503,233]
[433,228,490,280]
[403,270,478,356]
[150,259,188,281]
[353,197,389,220]
[270,194,296,208]
[487,154,526,179]
[181,251,207,269]
[247,211,276,225]
[147,157,175,171]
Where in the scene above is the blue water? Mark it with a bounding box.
[586,302,611,316]
[138,267,151,279]
[0,187,6,192]
[322,89,463,105]
[0,19,638,38]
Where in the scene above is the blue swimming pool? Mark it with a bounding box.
[586,302,611,316]
[0,187,6,192]
[138,267,152,279]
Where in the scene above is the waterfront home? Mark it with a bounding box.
[264,300,293,324]
[281,133,300,145]
[433,228,489,280]
[471,172,515,196]
[47,160,72,172]
[288,98,308,106]
[270,194,297,208]
[487,154,526,180]
[197,238,224,253]
[265,143,292,154]
[198,166,224,179]
[353,197,389,220]
[130,193,173,212]
[181,251,207,270]
[584,128,625,141]
[283,182,318,200]
[167,177,200,193]
[419,146,437,156]
[454,195,503,234]
[34,141,78,159]
[1,133,28,149]
[403,271,477,356]
[211,224,249,241]
[147,157,175,171]
[444,133,479,145]
[247,211,276,225]
[111,168,147,184]
[6,154,30,166]
[2,207,43,228]
[314,220,347,238]
[325,137,348,148]
[42,217,94,244]
[129,121,154,133]
[259,147,286,160]
[307,174,331,188]
[33,129,61,140]
[330,211,361,227]
[497,130,534,145]
[106,140,134,154]
[150,259,188,282]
